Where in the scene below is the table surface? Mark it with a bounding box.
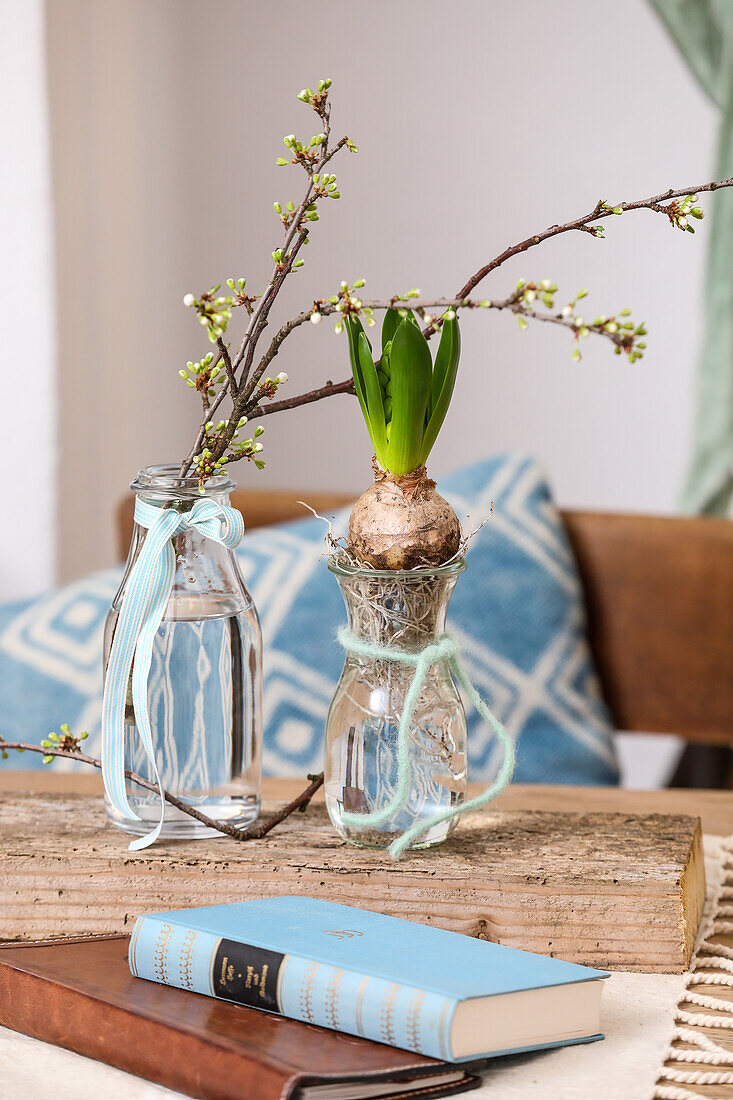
[4,770,733,833]
[3,772,733,1099]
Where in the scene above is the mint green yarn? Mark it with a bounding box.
[336,626,516,860]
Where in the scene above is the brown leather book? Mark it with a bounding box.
[0,936,482,1099]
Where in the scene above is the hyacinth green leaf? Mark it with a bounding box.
[345,316,371,427]
[421,316,461,463]
[381,308,401,351]
[385,318,432,475]
[357,331,388,463]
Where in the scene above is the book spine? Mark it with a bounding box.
[128,916,457,1060]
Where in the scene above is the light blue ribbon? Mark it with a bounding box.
[101,496,245,851]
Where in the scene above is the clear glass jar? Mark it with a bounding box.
[103,465,262,839]
[324,558,468,850]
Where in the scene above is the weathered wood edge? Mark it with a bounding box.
[0,795,705,972]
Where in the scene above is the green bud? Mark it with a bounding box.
[275,157,288,166]
[273,201,282,214]
[42,755,54,765]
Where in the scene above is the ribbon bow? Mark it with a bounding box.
[337,626,515,859]
[101,497,245,851]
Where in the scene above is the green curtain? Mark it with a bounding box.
[650,0,733,513]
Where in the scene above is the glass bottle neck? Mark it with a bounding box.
[337,572,459,651]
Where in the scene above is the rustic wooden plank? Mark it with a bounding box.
[4,773,733,834]
[0,792,704,972]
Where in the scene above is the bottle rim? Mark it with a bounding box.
[327,554,466,581]
[130,463,236,499]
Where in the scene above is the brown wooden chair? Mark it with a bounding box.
[117,492,733,751]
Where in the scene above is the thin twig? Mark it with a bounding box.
[181,106,353,474]
[248,378,355,420]
[454,177,733,299]
[0,738,323,843]
[217,338,237,394]
[178,82,733,481]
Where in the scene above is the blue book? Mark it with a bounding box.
[129,896,608,1063]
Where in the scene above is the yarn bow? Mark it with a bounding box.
[337,626,515,859]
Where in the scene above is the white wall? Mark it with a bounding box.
[0,0,56,598]
[47,0,718,580]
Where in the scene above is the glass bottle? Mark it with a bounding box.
[324,558,467,850]
[103,465,262,838]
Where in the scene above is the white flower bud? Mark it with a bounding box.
[253,442,264,452]
[311,312,322,324]
[276,372,288,383]
[183,293,195,307]
[561,305,573,318]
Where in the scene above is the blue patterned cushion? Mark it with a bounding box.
[0,455,618,784]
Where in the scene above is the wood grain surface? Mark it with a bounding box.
[5,773,733,832]
[0,788,704,973]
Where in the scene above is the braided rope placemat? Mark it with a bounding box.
[655,837,733,1100]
